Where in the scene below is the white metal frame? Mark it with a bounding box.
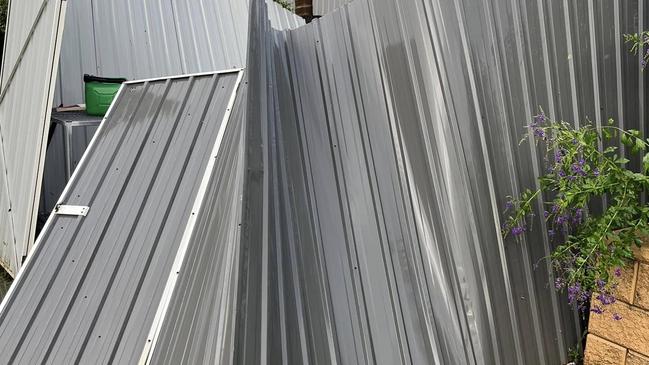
[138,69,245,364]
[27,0,69,254]
[0,0,69,276]
[122,68,244,85]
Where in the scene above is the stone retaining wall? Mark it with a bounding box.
[584,245,649,364]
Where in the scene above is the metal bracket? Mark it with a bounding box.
[54,204,89,216]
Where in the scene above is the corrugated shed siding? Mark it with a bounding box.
[0,70,243,364]
[55,0,303,106]
[268,0,303,30]
[313,0,350,16]
[0,0,66,276]
[235,0,649,363]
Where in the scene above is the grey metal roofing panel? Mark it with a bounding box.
[55,0,303,107]
[145,83,247,365]
[0,0,67,276]
[0,69,244,364]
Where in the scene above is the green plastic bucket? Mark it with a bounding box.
[84,75,127,116]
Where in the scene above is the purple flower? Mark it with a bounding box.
[554,151,563,164]
[596,279,606,290]
[554,277,564,289]
[571,163,586,176]
[543,210,549,218]
[548,229,555,237]
[533,112,546,125]
[511,226,526,236]
[590,305,603,314]
[567,284,581,304]
[572,208,583,224]
[614,267,622,277]
[612,313,622,321]
[551,204,560,214]
[504,201,513,210]
[558,170,566,178]
[533,128,545,138]
[556,215,569,225]
[593,168,600,177]
[596,292,616,305]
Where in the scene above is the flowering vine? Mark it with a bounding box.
[502,112,649,320]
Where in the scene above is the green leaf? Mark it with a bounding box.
[621,134,631,147]
[602,129,612,139]
[643,152,649,173]
[616,157,630,165]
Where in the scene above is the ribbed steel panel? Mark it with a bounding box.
[0,0,67,276]
[313,0,350,16]
[233,0,649,363]
[55,0,304,107]
[267,0,303,30]
[143,83,247,365]
[0,69,244,364]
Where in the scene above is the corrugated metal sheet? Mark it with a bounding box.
[0,0,67,276]
[55,0,303,107]
[267,0,303,30]
[313,0,350,16]
[233,0,648,363]
[0,69,244,364]
[142,83,247,365]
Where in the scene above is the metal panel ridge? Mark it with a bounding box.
[0,69,244,364]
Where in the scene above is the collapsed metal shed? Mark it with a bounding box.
[0,69,245,364]
[1,0,648,363]
[0,0,67,276]
[0,0,302,278]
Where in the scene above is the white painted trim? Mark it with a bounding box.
[27,0,69,256]
[123,68,244,85]
[138,69,245,364]
[0,83,126,315]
